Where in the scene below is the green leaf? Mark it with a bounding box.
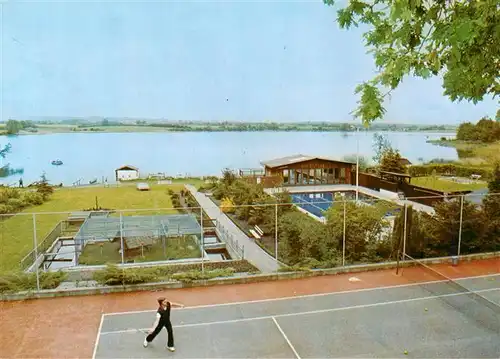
[455,21,473,43]
[337,8,354,28]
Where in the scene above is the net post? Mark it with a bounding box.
[457,195,464,261]
[200,207,204,274]
[32,213,40,291]
[402,202,408,263]
[274,203,278,263]
[119,211,124,264]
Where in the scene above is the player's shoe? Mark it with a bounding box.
[143,339,148,348]
[167,346,175,352]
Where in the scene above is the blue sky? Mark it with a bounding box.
[1,1,497,124]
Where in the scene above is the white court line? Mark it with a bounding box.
[99,287,500,335]
[272,317,301,359]
[92,314,105,359]
[103,273,500,316]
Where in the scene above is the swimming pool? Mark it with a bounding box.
[290,191,401,219]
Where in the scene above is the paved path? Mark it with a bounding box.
[184,184,280,273]
[1,258,498,359]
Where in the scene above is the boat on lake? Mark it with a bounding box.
[51,160,63,166]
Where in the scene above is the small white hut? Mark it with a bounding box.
[115,165,139,181]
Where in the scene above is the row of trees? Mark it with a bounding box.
[394,162,500,258]
[3,120,36,135]
[456,117,500,143]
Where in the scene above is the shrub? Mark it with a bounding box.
[92,264,158,285]
[0,271,67,294]
[220,197,235,213]
[0,188,21,202]
[0,204,14,214]
[22,191,44,206]
[278,265,312,272]
[171,268,235,283]
[92,260,258,286]
[6,197,25,209]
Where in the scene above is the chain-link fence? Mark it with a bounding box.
[1,190,498,291]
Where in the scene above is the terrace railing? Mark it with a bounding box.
[20,220,73,271]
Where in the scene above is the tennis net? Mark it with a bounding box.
[401,254,500,332]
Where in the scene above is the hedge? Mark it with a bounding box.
[0,271,67,294]
[409,164,492,179]
[92,260,259,285]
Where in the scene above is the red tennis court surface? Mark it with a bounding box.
[1,258,498,358]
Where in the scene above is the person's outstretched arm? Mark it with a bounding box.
[170,301,185,308]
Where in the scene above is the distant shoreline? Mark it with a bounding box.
[1,125,457,136]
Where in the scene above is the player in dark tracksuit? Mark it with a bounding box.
[143,297,185,352]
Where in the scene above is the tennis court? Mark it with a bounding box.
[93,271,500,358]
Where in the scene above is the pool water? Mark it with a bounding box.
[290,191,401,219]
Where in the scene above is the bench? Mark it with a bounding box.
[249,225,264,239]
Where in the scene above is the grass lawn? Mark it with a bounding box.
[0,183,188,273]
[411,176,488,192]
[78,236,201,265]
[428,140,500,168]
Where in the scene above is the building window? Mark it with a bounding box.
[283,169,289,184]
[315,169,322,183]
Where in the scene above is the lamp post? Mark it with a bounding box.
[342,193,346,266]
[356,126,359,202]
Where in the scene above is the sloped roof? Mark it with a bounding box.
[399,158,412,165]
[260,154,355,168]
[115,165,139,171]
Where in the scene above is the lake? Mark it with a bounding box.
[0,131,457,185]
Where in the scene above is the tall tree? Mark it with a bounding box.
[372,133,392,164]
[481,162,500,250]
[379,148,406,173]
[326,201,391,263]
[5,120,23,135]
[324,0,500,125]
[0,143,23,178]
[425,199,484,256]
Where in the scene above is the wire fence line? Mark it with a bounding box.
[1,192,498,216]
[1,191,497,290]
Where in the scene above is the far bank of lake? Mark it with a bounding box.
[1,131,457,186]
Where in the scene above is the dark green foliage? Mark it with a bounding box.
[380,148,406,174]
[0,271,67,294]
[324,0,500,125]
[92,260,258,285]
[0,187,49,214]
[456,118,500,143]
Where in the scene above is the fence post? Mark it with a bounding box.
[342,199,346,267]
[119,211,124,264]
[32,213,40,291]
[457,195,464,260]
[402,203,408,262]
[275,203,278,262]
[200,207,204,274]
